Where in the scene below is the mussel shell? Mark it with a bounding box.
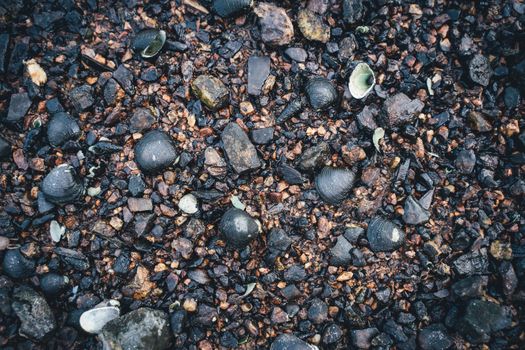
[132,29,166,58]
[213,0,253,17]
[41,164,84,205]
[134,130,178,174]
[219,208,260,248]
[47,112,81,147]
[306,77,337,111]
[348,62,375,99]
[315,167,356,205]
[366,217,405,252]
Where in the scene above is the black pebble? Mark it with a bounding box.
[2,249,35,279]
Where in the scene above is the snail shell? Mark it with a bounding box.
[132,29,166,58]
[219,208,260,248]
[213,0,253,18]
[366,217,405,252]
[41,164,84,205]
[305,77,337,111]
[47,112,81,147]
[315,167,356,205]
[134,130,178,174]
[348,62,375,99]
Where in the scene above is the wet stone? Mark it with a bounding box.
[418,324,452,350]
[455,149,476,174]
[383,93,424,127]
[191,75,229,110]
[128,174,146,197]
[284,264,307,282]
[69,85,94,112]
[219,208,259,248]
[285,47,307,62]
[39,273,67,297]
[130,107,155,133]
[297,142,330,172]
[54,247,90,271]
[469,54,492,86]
[8,38,29,75]
[350,328,379,349]
[339,35,358,61]
[0,33,8,73]
[266,228,292,263]
[221,123,261,173]
[47,112,81,147]
[323,323,343,345]
[343,0,365,24]
[34,11,64,29]
[247,56,271,96]
[403,195,430,225]
[103,78,119,105]
[278,163,304,185]
[140,67,159,82]
[134,130,178,174]
[271,307,289,324]
[11,286,56,340]
[100,308,172,350]
[451,276,487,299]
[297,9,330,43]
[458,299,511,344]
[270,334,318,350]
[281,284,301,300]
[344,226,364,243]
[307,299,328,324]
[2,249,35,279]
[452,248,489,276]
[113,64,135,95]
[330,235,353,266]
[251,127,274,144]
[468,111,492,132]
[6,92,32,124]
[254,3,294,46]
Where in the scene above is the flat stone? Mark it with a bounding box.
[504,86,520,109]
[265,228,292,263]
[383,93,424,127]
[297,9,330,43]
[277,163,304,185]
[204,147,227,177]
[11,286,56,340]
[69,85,94,112]
[452,276,488,299]
[221,123,261,173]
[129,107,155,133]
[247,56,271,96]
[6,92,32,124]
[402,195,430,225]
[7,37,29,75]
[104,78,119,105]
[323,323,343,345]
[469,54,492,86]
[251,127,274,144]
[338,35,358,61]
[458,299,511,344]
[307,0,329,14]
[191,75,229,110]
[357,104,379,131]
[0,136,11,159]
[128,175,146,197]
[33,11,64,29]
[128,198,153,212]
[285,47,307,62]
[284,264,307,282]
[254,3,294,46]
[452,248,489,276]
[307,299,328,324]
[100,308,172,350]
[113,64,135,95]
[54,247,90,271]
[270,334,318,350]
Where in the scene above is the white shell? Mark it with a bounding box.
[79,305,120,334]
[50,220,65,243]
[348,62,376,99]
[178,194,199,214]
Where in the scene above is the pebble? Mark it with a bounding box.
[47,112,81,146]
[284,264,307,282]
[451,276,487,299]
[367,217,405,252]
[343,0,365,24]
[350,328,379,349]
[204,147,227,177]
[297,142,330,172]
[2,249,35,279]
[219,208,259,248]
[129,107,155,133]
[0,33,8,73]
[271,307,289,324]
[330,235,353,266]
[128,174,146,197]
[170,309,187,335]
[458,299,511,344]
[134,130,178,174]
[344,226,364,243]
[128,198,153,212]
[285,47,307,62]
[69,85,94,112]
[7,38,29,75]
[270,334,318,350]
[499,261,518,296]
[11,286,56,340]
[383,93,424,127]
[265,228,292,263]
[504,86,520,109]
[455,149,476,174]
[338,35,358,61]
[221,123,261,173]
[307,299,328,324]
[113,64,135,95]
[54,247,90,271]
[250,127,274,145]
[277,163,304,185]
[103,78,119,105]
[254,3,294,46]
[247,56,271,96]
[418,324,452,350]
[297,9,330,43]
[6,92,32,124]
[452,248,488,276]
[468,111,492,132]
[140,67,159,82]
[323,323,343,345]
[39,273,67,296]
[178,194,198,214]
[402,195,430,225]
[100,308,172,350]
[191,75,229,110]
[469,54,492,86]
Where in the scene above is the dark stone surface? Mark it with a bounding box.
[383,93,424,127]
[129,107,155,133]
[402,195,430,225]
[69,85,94,112]
[6,92,32,124]
[297,142,330,172]
[458,299,511,344]
[221,123,261,173]
[113,64,135,95]
[134,130,178,174]
[285,47,308,62]
[247,56,271,96]
[469,54,492,86]
[0,136,11,159]
[250,127,274,145]
[418,324,452,350]
[330,235,353,266]
[47,112,81,147]
[219,208,259,248]
[2,249,36,279]
[270,334,317,350]
[11,286,56,340]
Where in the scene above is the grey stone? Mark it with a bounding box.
[113,64,135,95]
[383,93,424,127]
[330,235,353,266]
[343,0,365,24]
[452,248,489,276]
[270,334,318,350]
[247,56,270,96]
[254,3,294,46]
[250,127,274,145]
[191,75,229,110]
[2,249,35,279]
[69,85,94,112]
[285,47,307,62]
[11,286,56,340]
[418,324,452,350]
[221,123,261,173]
[402,195,430,225]
[297,142,330,172]
[469,54,492,87]
[451,276,487,299]
[455,149,476,174]
[458,299,511,344]
[6,92,32,123]
[350,328,379,349]
[130,108,155,133]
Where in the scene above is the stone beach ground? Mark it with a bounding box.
[0,0,524,349]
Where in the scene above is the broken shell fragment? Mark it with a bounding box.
[132,29,166,58]
[315,167,356,205]
[47,112,81,147]
[219,208,260,248]
[41,164,85,205]
[213,0,253,18]
[24,58,47,86]
[348,62,375,99]
[305,77,337,111]
[80,300,120,334]
[134,130,178,174]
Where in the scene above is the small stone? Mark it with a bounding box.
[338,35,358,61]
[323,323,343,345]
[129,108,155,133]
[2,249,35,279]
[251,127,274,144]
[469,54,492,87]
[297,9,330,43]
[0,33,9,73]
[100,308,172,350]
[344,226,364,243]
[367,217,405,252]
[284,264,307,282]
[458,299,511,344]
[402,195,430,225]
[219,208,259,248]
[178,194,198,214]
[140,67,159,82]
[455,149,476,174]
[468,111,492,132]
[240,101,255,116]
[204,147,227,177]
[128,198,153,212]
[39,273,67,296]
[47,112,81,147]
[343,0,365,24]
[271,307,289,324]
[490,240,512,260]
[6,92,32,124]
[113,64,135,95]
[285,47,307,62]
[11,286,56,340]
[54,247,90,271]
[307,0,329,14]
[134,130,178,174]
[330,235,353,266]
[128,175,146,197]
[383,93,424,127]
[350,328,379,349]
[297,142,330,172]
[170,309,187,335]
[191,75,229,110]
[93,220,116,237]
[7,38,29,76]
[248,56,271,96]
[356,105,379,131]
[451,276,487,299]
[265,228,292,263]
[499,261,518,296]
[69,85,94,112]
[504,86,520,109]
[452,248,489,276]
[104,78,119,105]
[221,123,261,173]
[418,324,452,350]
[342,144,366,165]
[254,3,294,46]
[280,284,301,300]
[307,299,328,324]
[270,334,318,350]
[277,163,304,185]
[172,237,193,259]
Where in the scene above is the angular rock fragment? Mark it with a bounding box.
[69,85,94,112]
[265,228,292,263]
[297,9,330,43]
[247,56,271,96]
[204,147,227,177]
[129,107,155,133]
[455,149,476,174]
[191,75,229,110]
[128,198,153,212]
[6,92,32,124]
[103,78,119,105]
[330,235,353,266]
[113,64,135,95]
[250,127,274,144]
[11,286,56,340]
[254,3,294,46]
[418,324,452,350]
[469,54,492,87]
[383,93,424,127]
[8,37,29,75]
[47,112,81,147]
[221,123,261,173]
[458,299,511,344]
[468,111,492,132]
[402,195,430,225]
[298,142,330,172]
[343,0,365,24]
[2,249,35,279]
[0,33,9,73]
[350,328,379,349]
[452,248,488,276]
[0,136,11,159]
